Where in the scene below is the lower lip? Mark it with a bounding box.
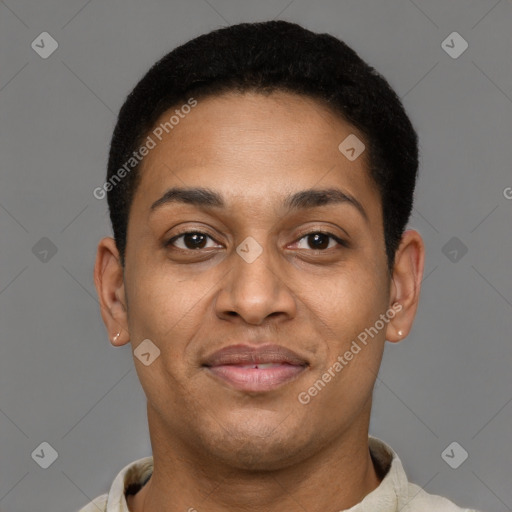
[205,364,306,392]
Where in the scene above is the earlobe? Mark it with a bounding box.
[93,237,130,346]
[385,229,425,343]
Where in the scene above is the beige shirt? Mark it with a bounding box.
[78,436,480,512]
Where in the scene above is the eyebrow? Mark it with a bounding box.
[150,186,368,222]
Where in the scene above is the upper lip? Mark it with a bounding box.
[202,344,309,367]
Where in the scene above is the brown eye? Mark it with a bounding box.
[295,231,347,251]
[166,231,219,250]
[307,233,330,250]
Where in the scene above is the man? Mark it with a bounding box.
[82,20,480,512]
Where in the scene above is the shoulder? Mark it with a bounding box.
[404,482,481,512]
[367,436,481,512]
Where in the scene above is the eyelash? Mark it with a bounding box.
[165,230,349,251]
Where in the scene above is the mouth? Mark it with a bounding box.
[202,344,309,392]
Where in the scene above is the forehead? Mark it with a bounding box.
[132,91,380,220]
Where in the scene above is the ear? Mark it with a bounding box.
[93,237,130,346]
[385,229,425,343]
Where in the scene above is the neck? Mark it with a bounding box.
[128,407,382,512]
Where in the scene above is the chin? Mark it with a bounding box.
[203,417,315,472]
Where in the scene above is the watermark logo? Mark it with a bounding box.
[31,441,58,469]
[442,236,468,263]
[441,441,468,469]
[31,32,58,59]
[32,237,58,263]
[236,236,263,263]
[441,32,468,59]
[338,134,365,161]
[134,339,161,366]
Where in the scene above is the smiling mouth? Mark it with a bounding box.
[204,362,307,392]
[202,344,309,393]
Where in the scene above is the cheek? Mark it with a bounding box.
[126,270,204,409]
[296,264,388,404]
[125,264,218,374]
[305,264,387,348]
[125,264,189,345]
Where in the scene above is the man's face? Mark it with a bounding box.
[122,91,392,470]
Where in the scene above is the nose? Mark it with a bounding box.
[214,238,297,326]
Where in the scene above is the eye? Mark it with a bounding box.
[294,231,348,251]
[165,230,348,252]
[166,231,221,250]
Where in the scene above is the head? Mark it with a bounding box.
[94,21,424,470]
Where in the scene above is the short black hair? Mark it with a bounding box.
[106,20,418,272]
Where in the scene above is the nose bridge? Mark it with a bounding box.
[233,234,280,299]
[216,234,295,324]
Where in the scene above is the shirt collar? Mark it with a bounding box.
[344,436,410,512]
[106,456,153,512]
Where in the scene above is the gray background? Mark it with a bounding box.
[0,0,511,511]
